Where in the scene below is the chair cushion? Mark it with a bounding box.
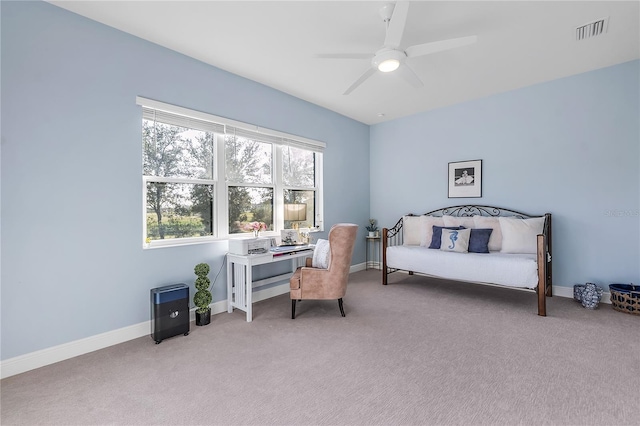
[312,239,331,269]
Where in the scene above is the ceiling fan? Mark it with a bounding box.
[318,1,478,95]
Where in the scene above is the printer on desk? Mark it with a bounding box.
[228,237,271,255]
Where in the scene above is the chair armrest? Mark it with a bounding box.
[299,266,329,281]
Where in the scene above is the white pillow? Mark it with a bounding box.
[403,215,423,246]
[473,216,503,252]
[312,239,331,269]
[420,216,445,247]
[440,228,471,253]
[499,217,545,254]
[442,215,475,229]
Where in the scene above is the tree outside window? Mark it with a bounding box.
[225,136,274,234]
[143,120,214,241]
[140,98,324,247]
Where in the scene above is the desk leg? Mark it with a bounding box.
[290,257,305,273]
[227,259,234,313]
[227,259,254,322]
[226,255,310,322]
[245,263,253,322]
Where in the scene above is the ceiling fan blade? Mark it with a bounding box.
[405,35,478,58]
[383,1,409,49]
[395,63,423,88]
[343,68,377,95]
[315,53,373,60]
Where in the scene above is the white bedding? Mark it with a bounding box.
[386,245,539,289]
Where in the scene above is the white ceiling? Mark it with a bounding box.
[48,1,640,125]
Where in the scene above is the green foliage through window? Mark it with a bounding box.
[140,99,323,246]
[143,119,214,242]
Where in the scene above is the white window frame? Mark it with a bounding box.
[137,97,325,248]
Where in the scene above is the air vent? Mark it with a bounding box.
[576,17,609,40]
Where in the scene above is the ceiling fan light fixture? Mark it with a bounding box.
[372,48,405,73]
[332,2,477,95]
[378,58,400,72]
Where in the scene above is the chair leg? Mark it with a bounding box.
[338,298,345,317]
[291,300,296,319]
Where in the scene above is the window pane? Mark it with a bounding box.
[225,136,272,184]
[228,186,273,234]
[146,182,213,240]
[284,189,314,229]
[143,119,214,179]
[283,146,314,187]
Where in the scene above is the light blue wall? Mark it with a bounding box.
[371,60,640,289]
[0,1,370,360]
[2,1,638,363]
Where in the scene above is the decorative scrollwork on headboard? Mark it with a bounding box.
[423,205,537,219]
[384,205,544,243]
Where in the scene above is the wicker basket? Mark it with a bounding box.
[609,284,639,315]
[573,284,585,302]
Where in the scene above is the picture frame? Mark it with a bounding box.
[280,229,301,245]
[448,159,482,198]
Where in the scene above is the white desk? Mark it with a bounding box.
[227,248,313,322]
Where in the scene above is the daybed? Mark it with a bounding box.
[382,205,552,316]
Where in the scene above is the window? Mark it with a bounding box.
[138,97,325,248]
[283,145,317,230]
[226,135,274,234]
[142,111,217,246]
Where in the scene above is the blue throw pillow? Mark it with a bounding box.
[468,228,493,253]
[429,226,465,249]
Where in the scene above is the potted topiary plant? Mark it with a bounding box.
[193,262,212,326]
[366,219,378,237]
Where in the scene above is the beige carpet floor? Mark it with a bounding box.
[1,269,638,425]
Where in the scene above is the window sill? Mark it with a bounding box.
[143,230,323,250]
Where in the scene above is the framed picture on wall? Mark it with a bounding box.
[448,159,482,198]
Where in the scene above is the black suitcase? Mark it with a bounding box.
[150,284,190,344]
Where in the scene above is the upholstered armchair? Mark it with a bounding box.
[289,223,358,319]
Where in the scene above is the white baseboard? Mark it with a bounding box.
[0,283,292,380]
[351,262,367,273]
[552,285,611,304]
[1,319,149,380]
[0,299,205,380]
[3,269,584,379]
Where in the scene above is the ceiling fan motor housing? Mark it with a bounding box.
[372,48,406,72]
[332,1,477,94]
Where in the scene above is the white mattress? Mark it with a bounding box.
[386,245,539,289]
